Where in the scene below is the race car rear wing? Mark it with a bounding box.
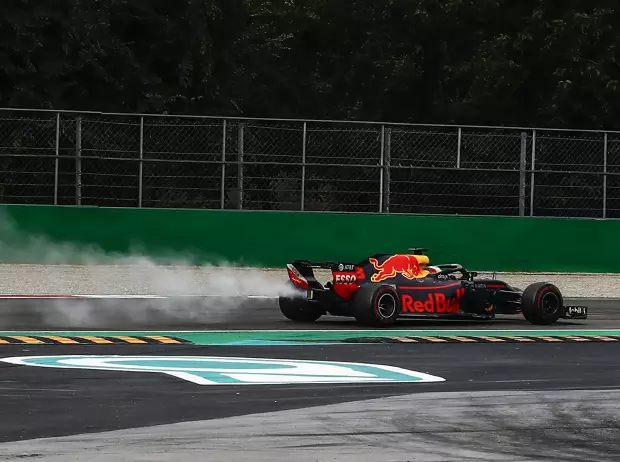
[286,261,326,290]
[286,260,359,290]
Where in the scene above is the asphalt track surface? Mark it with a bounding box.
[2,342,620,461]
[0,296,615,330]
[1,297,620,461]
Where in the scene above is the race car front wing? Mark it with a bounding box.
[561,305,588,319]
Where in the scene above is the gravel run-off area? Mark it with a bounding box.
[0,264,617,298]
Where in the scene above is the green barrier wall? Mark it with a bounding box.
[0,204,617,272]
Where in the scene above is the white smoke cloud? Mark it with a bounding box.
[0,207,302,328]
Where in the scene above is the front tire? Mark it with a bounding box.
[352,283,400,327]
[521,282,563,325]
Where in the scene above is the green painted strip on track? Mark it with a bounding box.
[1,329,620,345]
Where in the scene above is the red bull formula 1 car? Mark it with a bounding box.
[278,248,588,327]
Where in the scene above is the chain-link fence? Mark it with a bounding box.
[0,108,616,218]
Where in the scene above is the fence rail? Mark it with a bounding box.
[0,108,618,218]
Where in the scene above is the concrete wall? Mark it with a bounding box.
[0,204,617,273]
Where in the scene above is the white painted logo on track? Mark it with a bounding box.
[0,355,445,385]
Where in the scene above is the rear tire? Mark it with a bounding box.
[352,283,399,327]
[278,282,323,323]
[521,282,563,325]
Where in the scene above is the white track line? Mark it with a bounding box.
[0,294,274,299]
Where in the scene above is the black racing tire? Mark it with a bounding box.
[521,282,563,325]
[352,283,400,327]
[278,283,323,323]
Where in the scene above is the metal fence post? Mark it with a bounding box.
[603,132,608,218]
[456,127,462,168]
[54,113,60,205]
[384,127,391,213]
[529,129,536,216]
[238,122,244,209]
[301,121,307,211]
[138,116,144,207]
[379,125,385,212]
[221,119,227,209]
[75,115,82,205]
[519,132,527,216]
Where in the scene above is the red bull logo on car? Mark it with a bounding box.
[369,254,428,282]
[401,288,465,314]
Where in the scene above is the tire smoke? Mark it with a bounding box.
[0,209,299,328]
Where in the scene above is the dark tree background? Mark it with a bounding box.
[1,0,619,129]
[0,0,619,218]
